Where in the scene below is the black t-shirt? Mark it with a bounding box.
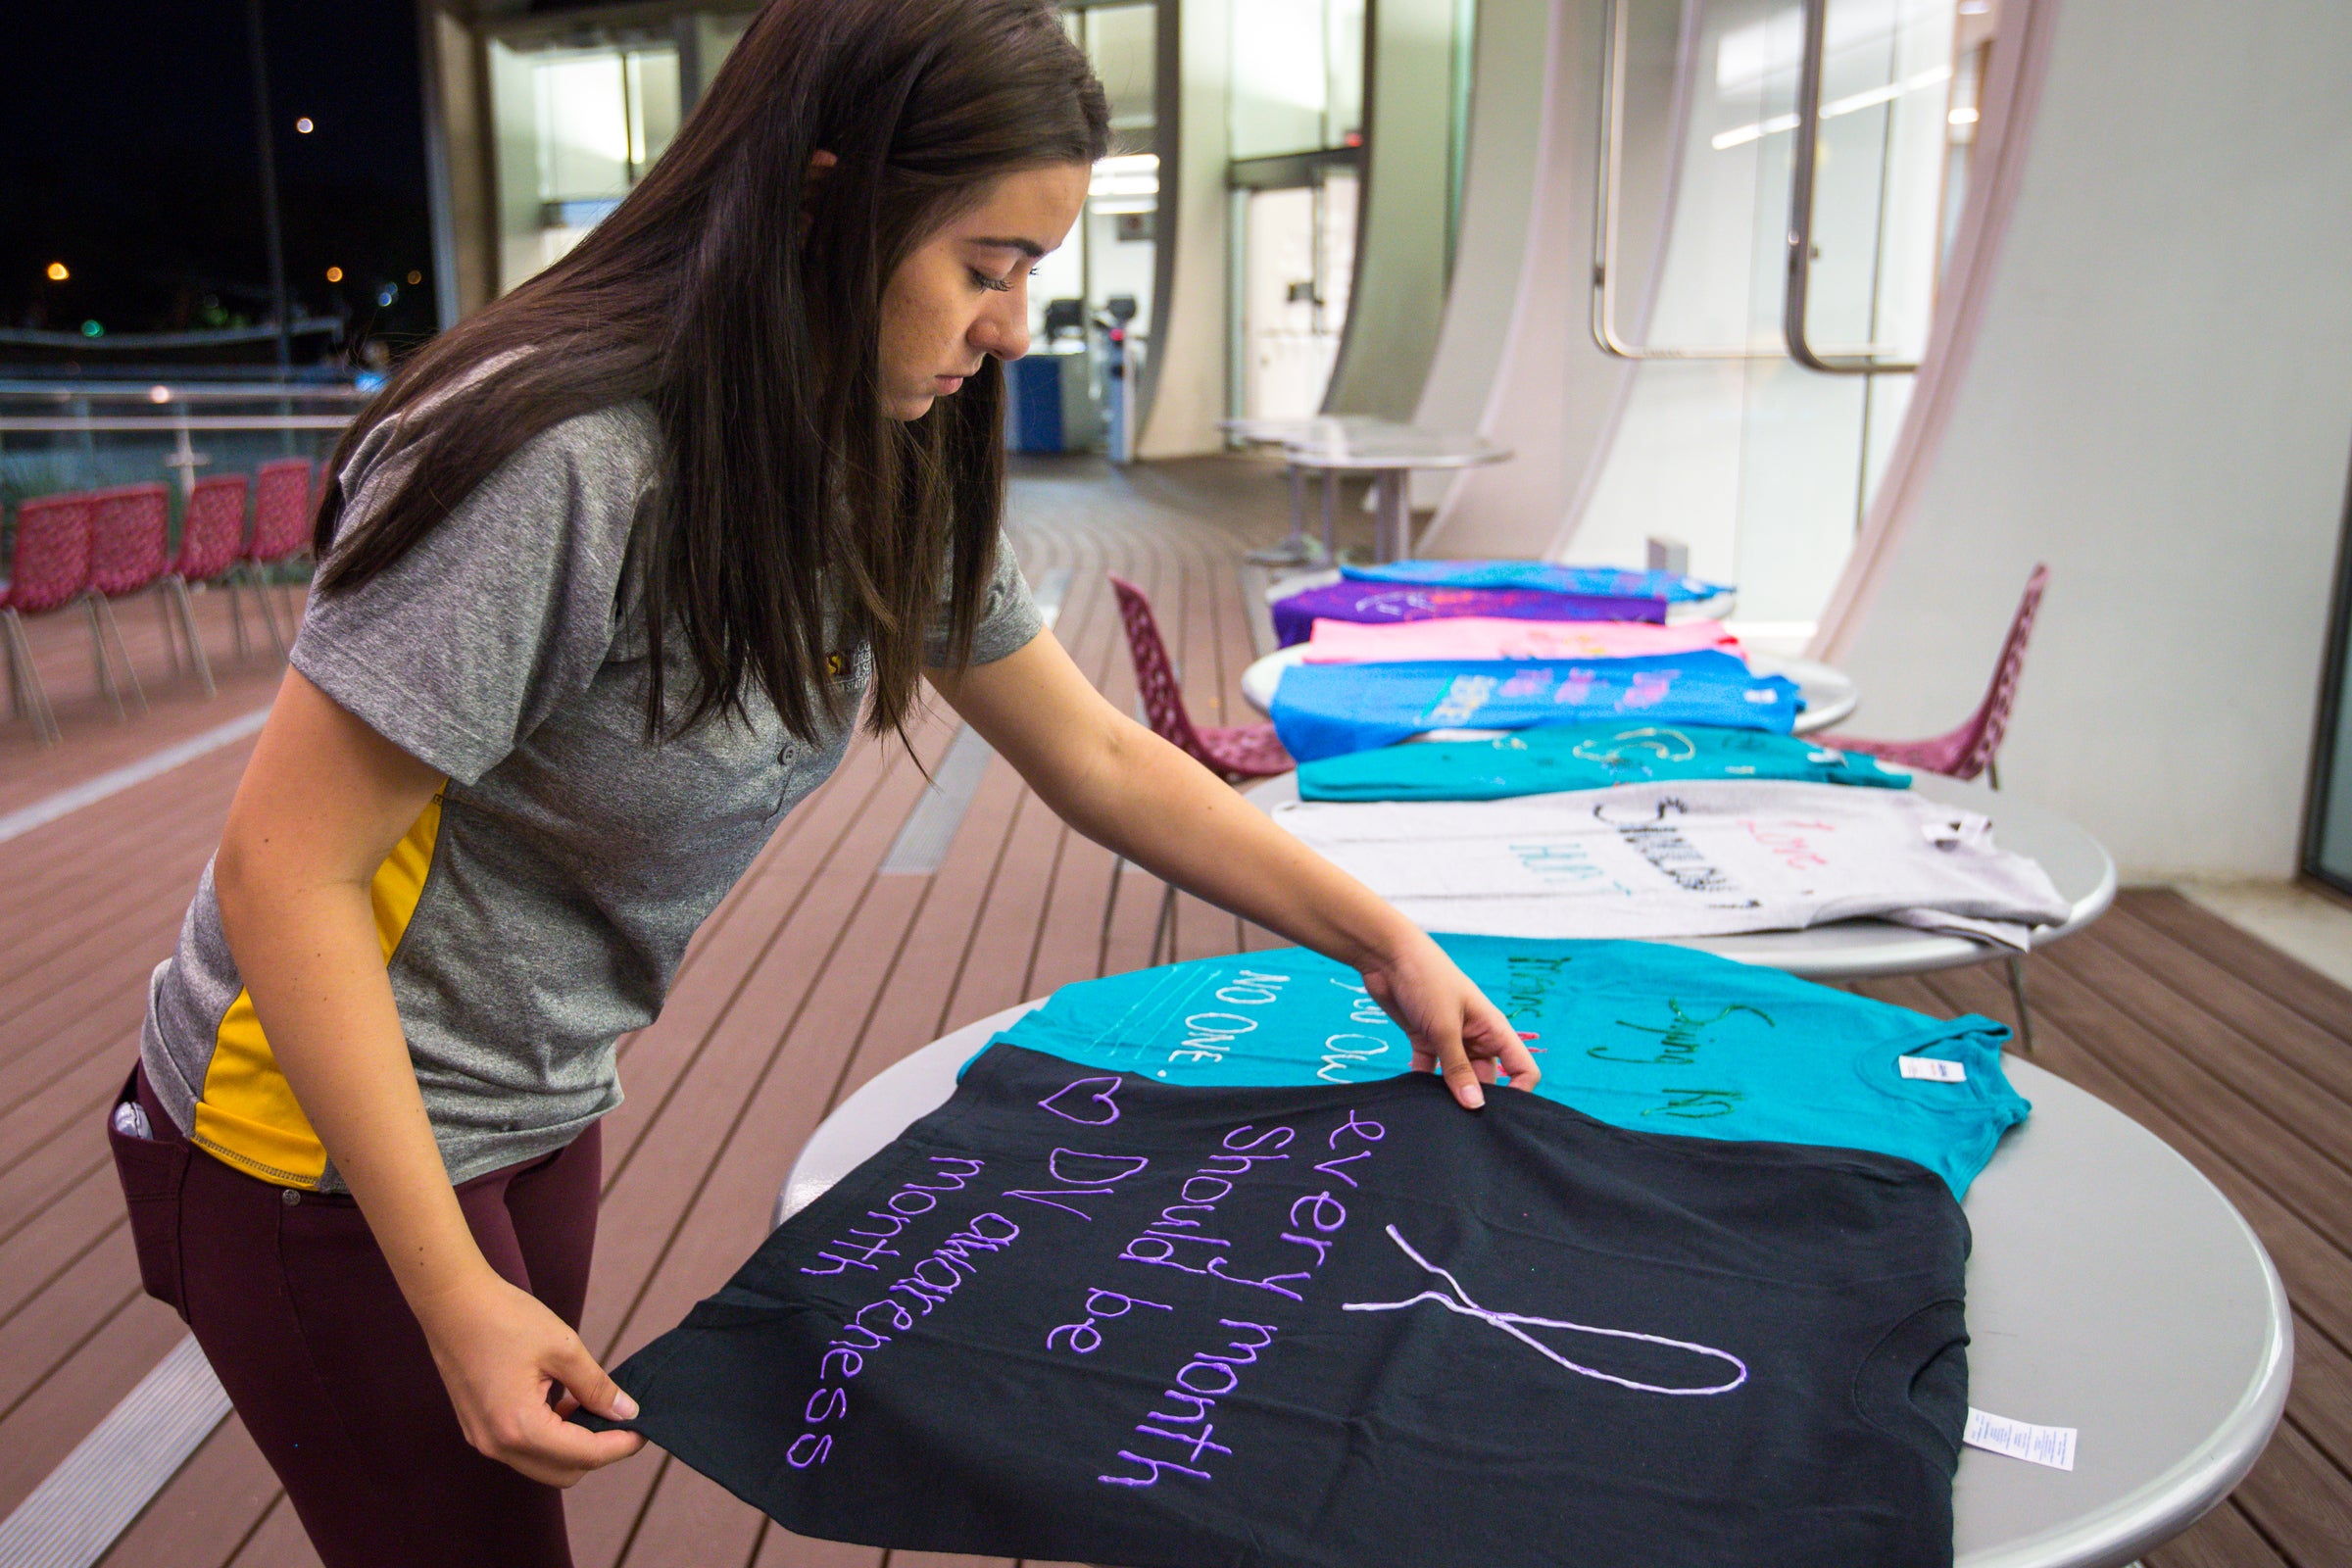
[591,1044,1971,1567]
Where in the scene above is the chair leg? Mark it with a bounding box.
[2006,956,2034,1054]
[247,569,290,660]
[83,596,125,720]
[94,596,148,713]
[1152,882,1178,966]
[171,578,216,697]
[154,592,179,680]
[2,611,19,722]
[6,610,61,745]
[1100,856,1125,976]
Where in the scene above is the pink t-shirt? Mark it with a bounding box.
[1301,616,1742,664]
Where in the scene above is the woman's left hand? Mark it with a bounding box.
[1356,931,1543,1109]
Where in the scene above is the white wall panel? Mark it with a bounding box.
[1414,0,1660,557]
[1821,0,2352,878]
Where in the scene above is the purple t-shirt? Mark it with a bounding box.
[1271,582,1666,648]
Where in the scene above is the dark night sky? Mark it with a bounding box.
[0,0,437,362]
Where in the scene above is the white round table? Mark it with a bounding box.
[777,1013,2289,1568]
[1277,425,1513,563]
[1239,644,1862,737]
[1242,768,2116,981]
[1222,416,1399,567]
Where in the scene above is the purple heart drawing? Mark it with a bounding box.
[1038,1076,1123,1126]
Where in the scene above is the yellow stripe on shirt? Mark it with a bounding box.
[190,793,445,1190]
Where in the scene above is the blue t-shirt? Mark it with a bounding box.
[1297,722,1908,801]
[1269,652,1804,762]
[1343,560,1730,602]
[987,937,2028,1197]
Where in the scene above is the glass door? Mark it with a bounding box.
[1575,0,1995,639]
[1236,167,1357,419]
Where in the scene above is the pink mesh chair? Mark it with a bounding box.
[1820,564,2050,1047]
[243,458,316,656]
[1106,572,1295,964]
[2,492,98,744]
[1819,564,2048,789]
[1108,573,1295,780]
[85,483,184,711]
[171,474,254,668]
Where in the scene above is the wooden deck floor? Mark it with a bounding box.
[0,453,2345,1566]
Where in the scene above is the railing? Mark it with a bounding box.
[0,383,367,511]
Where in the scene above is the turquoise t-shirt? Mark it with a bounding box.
[986,937,2028,1198]
[1297,722,1910,801]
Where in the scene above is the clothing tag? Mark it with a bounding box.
[1898,1055,1967,1083]
[1963,1407,2077,1470]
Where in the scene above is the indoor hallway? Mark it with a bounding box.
[0,456,2343,1567]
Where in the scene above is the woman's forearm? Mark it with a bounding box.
[938,637,1539,1104]
[216,869,495,1311]
[1054,717,1421,970]
[933,635,1425,970]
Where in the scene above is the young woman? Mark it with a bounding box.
[117,0,1538,1562]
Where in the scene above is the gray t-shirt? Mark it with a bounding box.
[141,402,1042,1191]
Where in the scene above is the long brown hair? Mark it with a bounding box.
[315,0,1108,742]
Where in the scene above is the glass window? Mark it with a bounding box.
[1029,6,1161,348]
[1229,0,1367,160]
[1232,0,1332,160]
[491,37,687,290]
[1573,0,1981,632]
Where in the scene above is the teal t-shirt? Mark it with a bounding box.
[986,936,2028,1198]
[1297,722,1911,802]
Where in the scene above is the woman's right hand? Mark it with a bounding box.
[413,1267,647,1487]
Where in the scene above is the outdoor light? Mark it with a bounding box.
[378,288,397,307]
[45,262,69,281]
[325,266,344,283]
[296,117,314,133]
[407,270,423,285]
[148,385,172,404]
[80,320,104,337]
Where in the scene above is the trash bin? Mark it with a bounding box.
[1004,348,1101,454]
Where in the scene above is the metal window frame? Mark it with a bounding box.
[1590,0,1784,361]
[1782,0,1923,373]
[1592,0,1925,368]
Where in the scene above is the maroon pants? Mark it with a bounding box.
[110,1065,601,1568]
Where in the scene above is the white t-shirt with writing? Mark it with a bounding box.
[1270,780,2073,948]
